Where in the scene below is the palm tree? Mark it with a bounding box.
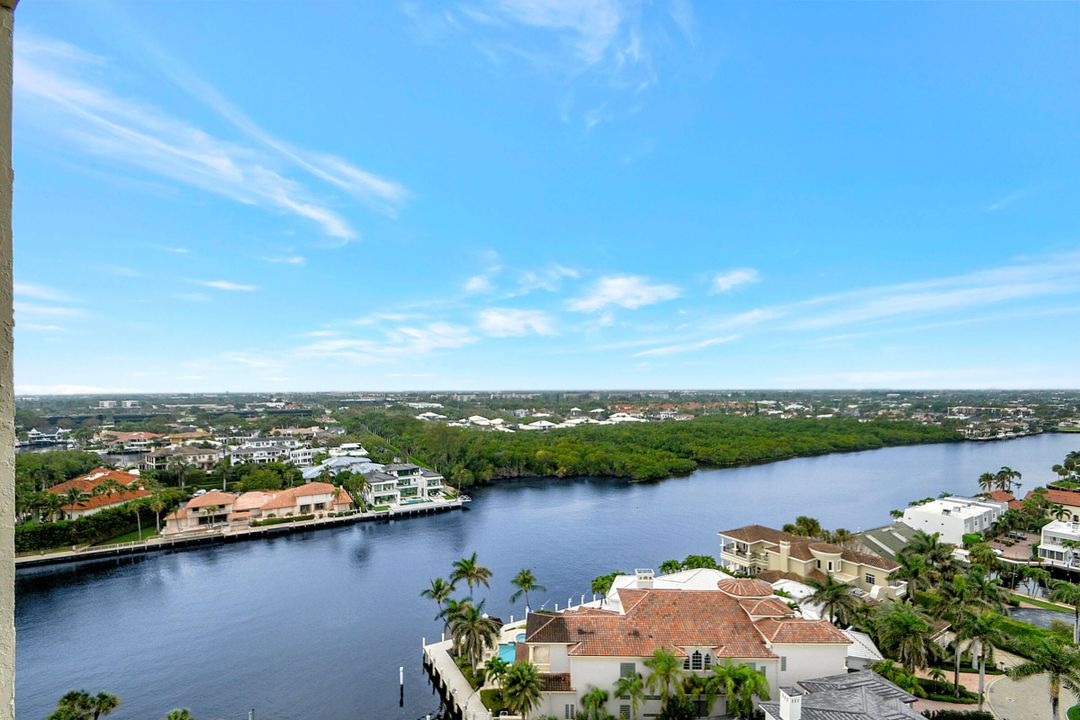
[966,568,1008,614]
[907,530,954,572]
[612,673,645,720]
[1009,639,1080,720]
[1050,580,1080,645]
[89,692,120,719]
[977,471,996,495]
[873,601,936,673]
[644,649,683,709]
[483,656,510,686]
[42,492,64,522]
[1052,504,1073,521]
[967,543,999,573]
[965,611,1004,711]
[450,552,492,593]
[448,600,500,672]
[710,661,770,719]
[805,574,860,627]
[658,559,683,575]
[895,552,930,601]
[164,711,194,720]
[501,661,542,719]
[93,478,125,498]
[580,686,610,720]
[510,568,546,610]
[782,516,824,539]
[148,494,168,533]
[53,690,94,719]
[994,466,1022,494]
[830,528,856,548]
[420,577,455,619]
[63,487,85,513]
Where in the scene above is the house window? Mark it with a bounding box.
[691,651,703,670]
[827,560,833,572]
[564,704,576,719]
[620,663,636,678]
[683,657,691,670]
[780,656,787,671]
[816,560,821,568]
[703,653,712,670]
[865,573,876,585]
[620,706,630,720]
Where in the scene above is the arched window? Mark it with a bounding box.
[691,651,703,670]
[703,653,712,670]
[683,656,691,670]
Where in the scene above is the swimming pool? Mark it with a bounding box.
[498,642,516,663]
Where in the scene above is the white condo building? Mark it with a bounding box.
[1038,521,1080,570]
[900,496,1007,545]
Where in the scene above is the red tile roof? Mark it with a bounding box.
[63,489,151,512]
[753,618,851,645]
[187,491,238,509]
[539,673,573,692]
[738,598,795,618]
[525,588,840,660]
[717,578,774,598]
[987,490,1023,511]
[48,468,142,496]
[1031,488,1080,508]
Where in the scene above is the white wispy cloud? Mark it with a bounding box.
[15,32,408,241]
[478,307,556,336]
[194,280,258,292]
[14,282,70,302]
[14,302,83,318]
[634,334,738,357]
[21,323,65,333]
[295,322,475,364]
[986,188,1033,212]
[263,255,306,266]
[465,274,494,293]
[222,352,281,370]
[164,246,190,254]
[175,292,210,303]
[512,263,579,296]
[568,274,680,312]
[711,268,760,293]
[349,311,424,326]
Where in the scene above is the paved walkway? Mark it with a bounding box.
[986,672,1076,720]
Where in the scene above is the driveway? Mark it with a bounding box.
[986,672,1077,720]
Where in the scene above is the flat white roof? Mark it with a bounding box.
[904,496,1005,519]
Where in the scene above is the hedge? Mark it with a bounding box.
[251,514,315,527]
[15,495,179,553]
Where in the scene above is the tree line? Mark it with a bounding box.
[340,411,959,485]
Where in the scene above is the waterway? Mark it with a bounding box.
[16,433,1080,720]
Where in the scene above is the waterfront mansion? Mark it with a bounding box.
[718,525,905,600]
[363,463,445,507]
[162,482,353,534]
[521,571,851,719]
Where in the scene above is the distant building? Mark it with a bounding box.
[363,463,445,507]
[718,525,905,600]
[900,496,1007,545]
[47,468,151,520]
[163,482,353,534]
[142,446,222,472]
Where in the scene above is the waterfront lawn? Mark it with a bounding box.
[480,689,506,714]
[251,514,315,527]
[993,613,1072,658]
[369,505,390,512]
[1011,594,1072,614]
[96,527,160,545]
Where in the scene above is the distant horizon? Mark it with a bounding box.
[15,386,1080,399]
[13,2,1080,394]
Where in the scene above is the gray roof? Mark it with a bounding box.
[760,671,921,720]
[384,463,420,472]
[853,522,917,562]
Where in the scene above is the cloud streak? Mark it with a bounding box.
[15,32,409,241]
[568,274,680,312]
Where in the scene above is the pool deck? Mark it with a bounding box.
[422,619,528,720]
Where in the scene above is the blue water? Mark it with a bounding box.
[16,433,1079,720]
[498,642,516,663]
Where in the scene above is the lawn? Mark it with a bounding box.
[1012,594,1072,614]
[96,527,160,545]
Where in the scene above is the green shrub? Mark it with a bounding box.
[1067,705,1080,720]
[15,492,181,552]
[962,533,982,548]
[250,514,315,527]
[480,689,506,714]
[922,711,994,720]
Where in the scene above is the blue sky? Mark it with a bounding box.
[11,1,1080,393]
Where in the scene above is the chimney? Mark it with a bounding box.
[634,569,654,589]
[779,687,802,720]
[779,540,791,568]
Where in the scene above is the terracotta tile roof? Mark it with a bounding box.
[63,489,151,512]
[260,482,338,511]
[753,618,851,645]
[717,578,774,598]
[526,588,832,659]
[48,468,141,496]
[539,673,573,692]
[738,598,795,618]
[186,491,238,509]
[1031,488,1080,508]
[105,431,165,442]
[234,492,272,511]
[721,524,897,571]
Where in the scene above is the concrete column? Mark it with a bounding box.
[0,3,16,720]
